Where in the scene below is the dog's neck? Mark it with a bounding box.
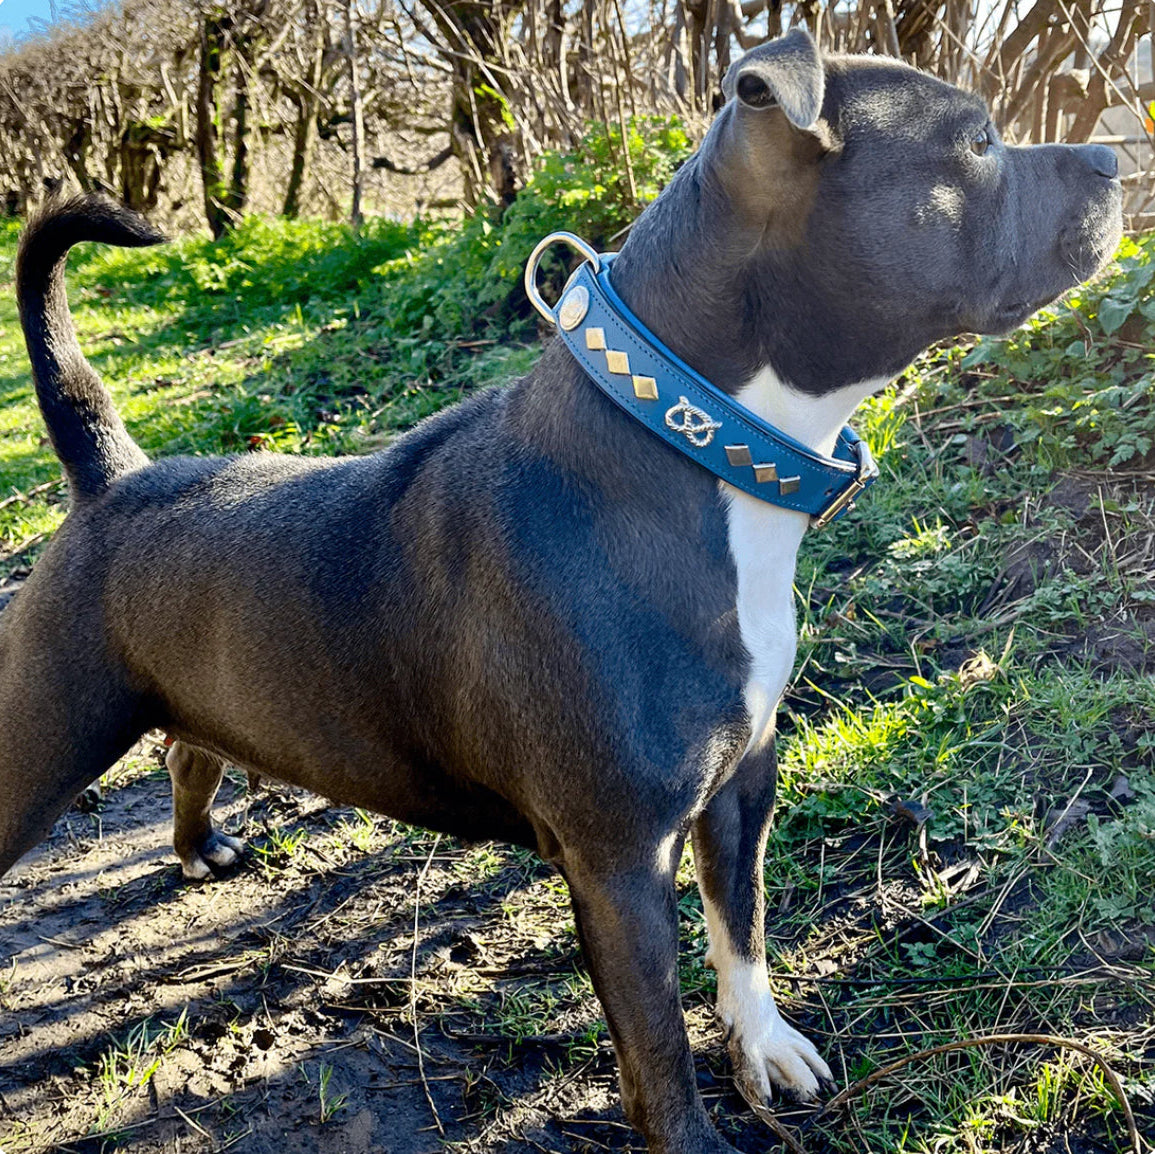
[719,364,884,763]
[607,158,761,397]
[514,152,893,515]
[734,365,885,459]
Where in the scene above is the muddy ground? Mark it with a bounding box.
[1,741,772,1154]
[3,733,1152,1154]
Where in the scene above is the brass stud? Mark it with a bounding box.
[605,349,631,375]
[778,476,801,495]
[632,375,659,401]
[725,445,753,467]
[585,327,606,351]
[752,463,778,483]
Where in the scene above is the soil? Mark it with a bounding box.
[0,744,769,1154]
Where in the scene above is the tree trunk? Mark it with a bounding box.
[196,10,232,240]
[421,0,526,208]
[576,0,598,115]
[196,5,264,239]
[345,0,366,227]
[226,57,251,219]
[282,19,325,218]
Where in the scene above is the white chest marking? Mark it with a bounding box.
[721,367,886,753]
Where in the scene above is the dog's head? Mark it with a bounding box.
[616,29,1123,395]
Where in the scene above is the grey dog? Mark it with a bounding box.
[0,28,1121,1154]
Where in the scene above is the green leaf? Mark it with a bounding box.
[961,341,999,368]
[1097,295,1134,335]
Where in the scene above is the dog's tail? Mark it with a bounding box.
[17,194,166,502]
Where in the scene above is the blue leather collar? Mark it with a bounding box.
[525,233,878,527]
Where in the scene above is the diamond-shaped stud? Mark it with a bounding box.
[754,464,780,483]
[725,445,753,467]
[605,349,631,375]
[585,327,606,351]
[632,375,658,400]
[778,476,801,495]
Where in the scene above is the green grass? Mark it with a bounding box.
[91,1010,189,1133]
[0,217,539,560]
[1,199,1152,1151]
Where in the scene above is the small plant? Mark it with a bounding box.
[333,807,379,854]
[314,1061,349,1124]
[252,823,308,871]
[92,1010,189,1131]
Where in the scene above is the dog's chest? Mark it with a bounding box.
[722,368,883,751]
[723,490,805,753]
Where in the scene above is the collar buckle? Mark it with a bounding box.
[811,438,879,530]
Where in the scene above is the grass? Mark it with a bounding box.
[0,207,1152,1154]
[312,1061,349,1124]
[0,213,542,563]
[92,1011,189,1133]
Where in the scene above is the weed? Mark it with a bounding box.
[331,807,380,854]
[314,1061,349,1124]
[91,1010,188,1132]
[252,823,308,871]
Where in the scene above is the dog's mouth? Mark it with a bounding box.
[985,297,1055,334]
[980,199,1123,336]
[1060,186,1125,281]
[964,293,1058,337]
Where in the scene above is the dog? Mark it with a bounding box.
[0,28,1121,1154]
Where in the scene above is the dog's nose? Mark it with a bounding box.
[1076,144,1118,180]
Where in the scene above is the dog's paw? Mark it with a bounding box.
[179,831,245,881]
[725,996,832,1105]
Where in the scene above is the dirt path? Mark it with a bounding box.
[0,743,765,1154]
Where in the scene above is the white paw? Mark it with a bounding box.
[179,833,245,879]
[726,995,832,1103]
[181,854,212,881]
[203,833,244,867]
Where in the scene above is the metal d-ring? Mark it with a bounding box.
[524,232,602,326]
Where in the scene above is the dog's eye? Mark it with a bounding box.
[970,127,991,156]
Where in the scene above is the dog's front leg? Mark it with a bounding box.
[564,848,738,1154]
[692,745,832,1106]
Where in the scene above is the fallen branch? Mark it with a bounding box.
[0,478,65,512]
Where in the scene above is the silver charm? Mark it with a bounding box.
[665,396,722,448]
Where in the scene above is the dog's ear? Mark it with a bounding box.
[722,27,824,131]
[706,27,830,243]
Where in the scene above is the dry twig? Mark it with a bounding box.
[410,833,445,1136]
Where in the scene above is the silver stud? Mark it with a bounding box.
[558,286,590,331]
